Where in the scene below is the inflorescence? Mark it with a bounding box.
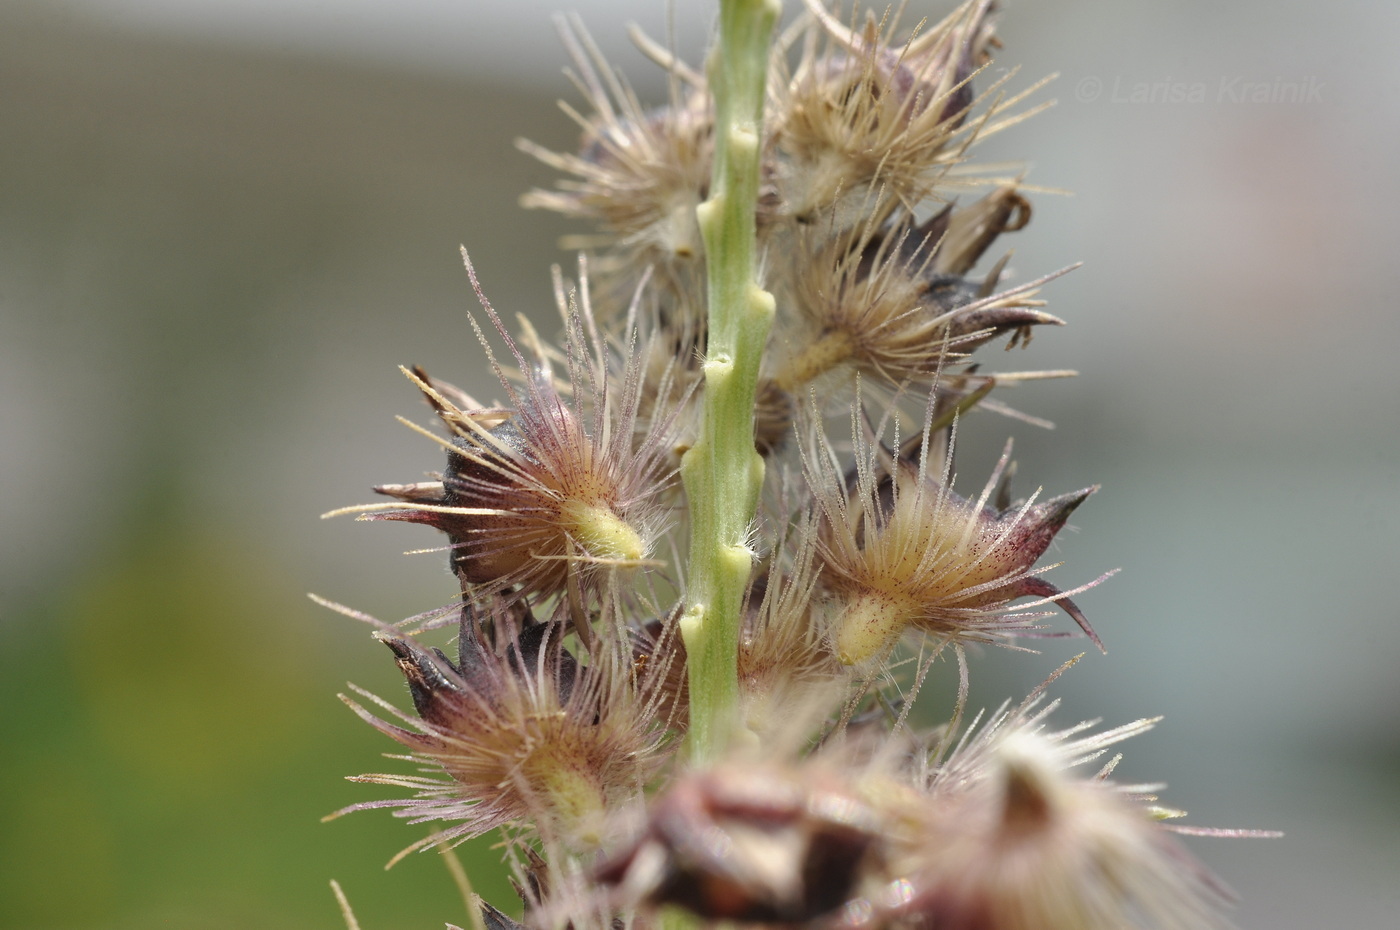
[321,3,1275,927]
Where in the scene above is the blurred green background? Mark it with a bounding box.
[2,1,1397,927]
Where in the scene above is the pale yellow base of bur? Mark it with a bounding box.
[520,747,608,848]
[775,329,855,392]
[560,499,645,564]
[835,591,914,665]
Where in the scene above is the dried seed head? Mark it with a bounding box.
[775,199,1066,391]
[519,16,713,274]
[341,255,677,600]
[810,411,1105,664]
[335,602,671,852]
[879,689,1244,930]
[774,0,1005,228]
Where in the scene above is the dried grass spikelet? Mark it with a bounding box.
[774,0,1029,230]
[932,182,1033,277]
[774,191,1070,393]
[332,599,674,855]
[518,15,713,275]
[876,676,1250,930]
[335,254,679,600]
[807,395,1108,665]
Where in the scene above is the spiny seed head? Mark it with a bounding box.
[335,603,671,851]
[880,692,1239,930]
[321,3,1276,922]
[776,199,1065,390]
[810,414,1104,664]
[518,16,712,274]
[373,395,645,594]
[774,0,1004,228]
[349,254,677,600]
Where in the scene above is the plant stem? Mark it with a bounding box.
[680,0,781,762]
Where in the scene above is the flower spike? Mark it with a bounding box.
[321,4,1276,922]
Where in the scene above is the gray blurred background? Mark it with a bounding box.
[1,0,1396,927]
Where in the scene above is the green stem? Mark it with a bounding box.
[680,0,781,762]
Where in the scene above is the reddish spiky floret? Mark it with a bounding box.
[775,194,1069,391]
[334,254,679,600]
[810,407,1108,664]
[333,600,672,853]
[774,0,1016,229]
[518,16,713,274]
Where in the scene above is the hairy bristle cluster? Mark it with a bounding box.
[775,188,1069,390]
[334,255,680,601]
[320,3,1272,927]
[882,686,1251,930]
[809,420,1107,665]
[519,17,713,264]
[773,0,1006,227]
[330,599,672,854]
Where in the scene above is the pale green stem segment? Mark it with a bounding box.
[680,0,781,762]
